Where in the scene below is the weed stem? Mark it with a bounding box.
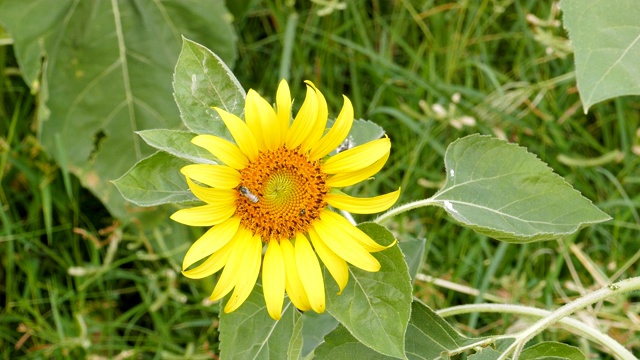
[438,277,640,359]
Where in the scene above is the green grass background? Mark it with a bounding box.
[1,0,639,358]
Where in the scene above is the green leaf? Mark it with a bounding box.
[348,119,385,148]
[112,152,195,207]
[219,285,302,360]
[0,0,236,219]
[406,300,487,359]
[301,312,339,358]
[288,315,304,360]
[431,135,611,243]
[467,338,514,359]
[137,129,217,164]
[314,302,511,360]
[324,118,384,154]
[398,237,426,282]
[561,0,640,112]
[313,325,397,360]
[519,342,585,360]
[326,222,412,359]
[173,37,246,136]
[467,347,502,360]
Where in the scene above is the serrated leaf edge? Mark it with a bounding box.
[111,152,196,207]
[325,223,412,360]
[431,134,611,242]
[173,36,246,135]
[135,129,217,165]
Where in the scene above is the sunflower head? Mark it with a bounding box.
[171,80,400,320]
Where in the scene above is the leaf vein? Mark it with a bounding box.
[587,26,640,104]
[347,268,403,355]
[110,0,141,158]
[442,200,584,227]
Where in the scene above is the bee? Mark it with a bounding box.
[299,209,306,216]
[238,186,259,203]
[335,135,355,154]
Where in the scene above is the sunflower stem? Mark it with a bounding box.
[374,198,440,224]
[437,302,636,359]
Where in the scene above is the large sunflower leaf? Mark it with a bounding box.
[398,237,426,283]
[313,325,396,360]
[467,339,515,360]
[137,129,217,165]
[0,0,236,219]
[467,348,502,360]
[324,118,385,154]
[430,135,610,243]
[561,0,640,112]
[112,152,195,207]
[173,37,246,136]
[325,222,412,359]
[288,315,304,360]
[316,300,507,359]
[519,342,585,360]
[406,300,488,359]
[301,312,339,358]
[219,285,302,360]
[348,119,385,148]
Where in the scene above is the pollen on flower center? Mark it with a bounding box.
[236,146,329,241]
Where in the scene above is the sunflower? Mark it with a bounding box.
[171,80,400,320]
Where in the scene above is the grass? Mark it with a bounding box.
[2,0,640,358]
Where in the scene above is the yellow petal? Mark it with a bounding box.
[255,90,281,150]
[326,189,401,214]
[245,89,278,151]
[244,91,266,150]
[294,233,325,313]
[308,228,349,293]
[280,238,311,311]
[320,211,393,252]
[262,240,285,320]
[286,85,318,150]
[209,228,253,301]
[310,95,354,160]
[170,203,236,227]
[186,177,237,204]
[192,134,248,170]
[326,151,389,188]
[181,164,240,189]
[313,213,381,272]
[212,107,260,161]
[322,137,390,174]
[182,217,241,270]
[299,81,328,153]
[276,80,292,142]
[182,234,237,279]
[224,233,263,313]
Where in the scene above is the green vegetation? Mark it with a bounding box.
[1,1,639,358]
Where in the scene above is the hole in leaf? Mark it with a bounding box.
[90,130,107,161]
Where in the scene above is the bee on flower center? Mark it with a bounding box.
[238,186,259,203]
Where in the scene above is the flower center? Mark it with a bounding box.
[236,146,329,241]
